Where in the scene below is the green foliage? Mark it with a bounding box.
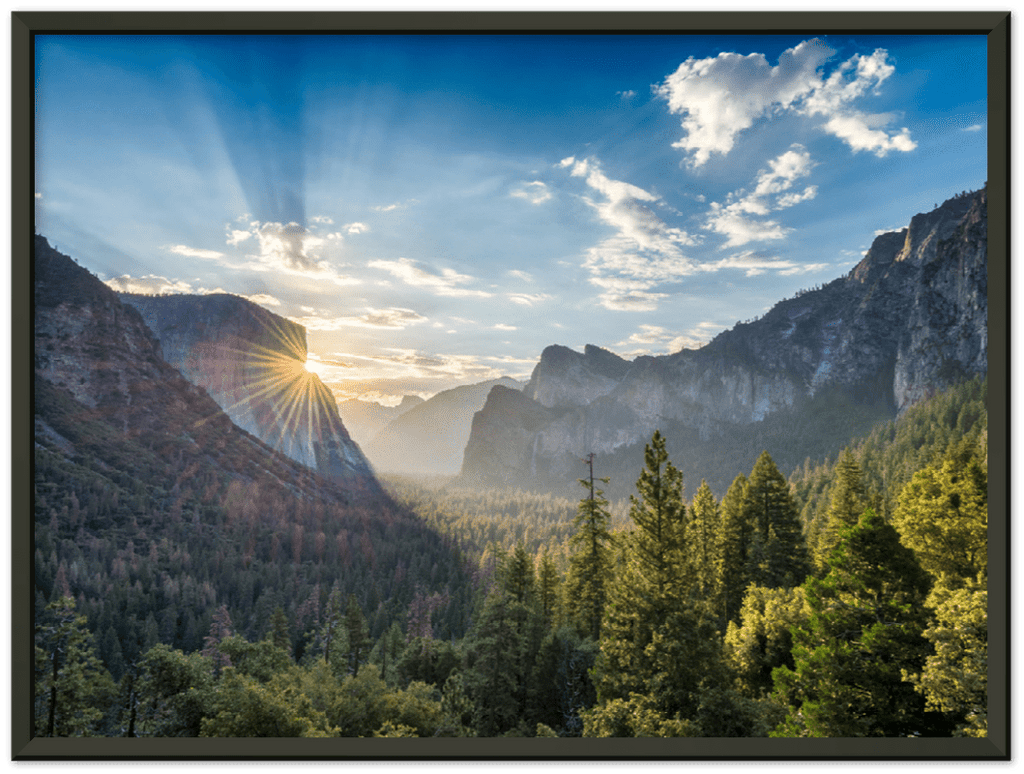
[772,509,935,737]
[134,644,215,737]
[566,465,613,639]
[217,636,291,683]
[907,577,988,737]
[34,596,116,737]
[741,451,810,589]
[200,667,338,737]
[724,586,807,698]
[892,439,987,584]
[808,449,866,575]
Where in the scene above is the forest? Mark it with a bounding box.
[33,377,988,738]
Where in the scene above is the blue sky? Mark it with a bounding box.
[35,33,987,404]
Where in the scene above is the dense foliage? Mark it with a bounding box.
[33,378,989,738]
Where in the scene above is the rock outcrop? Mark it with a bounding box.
[119,292,377,490]
[461,189,988,491]
[33,235,372,504]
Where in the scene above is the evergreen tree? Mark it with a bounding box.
[742,451,810,589]
[565,455,612,639]
[344,594,371,677]
[689,479,723,613]
[536,549,562,629]
[629,431,689,610]
[34,596,116,736]
[772,509,935,737]
[589,432,720,732]
[200,605,234,676]
[810,449,866,574]
[892,440,987,584]
[719,473,750,623]
[269,606,291,655]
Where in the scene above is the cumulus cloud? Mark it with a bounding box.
[656,40,916,166]
[368,257,493,298]
[618,90,637,99]
[226,229,252,246]
[245,293,281,307]
[344,222,369,234]
[510,181,553,205]
[289,307,428,331]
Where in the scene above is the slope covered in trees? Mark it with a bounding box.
[34,375,989,739]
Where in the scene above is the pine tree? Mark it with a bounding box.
[344,594,371,676]
[629,431,688,611]
[589,432,718,730]
[811,449,866,574]
[772,509,935,737]
[200,605,234,677]
[742,451,810,589]
[689,479,723,613]
[269,606,291,655]
[34,596,115,736]
[536,549,561,629]
[892,440,987,584]
[719,473,750,623]
[565,454,612,640]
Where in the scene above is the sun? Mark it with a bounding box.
[304,356,328,378]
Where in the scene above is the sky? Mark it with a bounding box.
[34,33,988,405]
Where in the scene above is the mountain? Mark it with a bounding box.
[461,188,988,497]
[337,394,425,450]
[33,235,470,658]
[364,377,524,475]
[119,292,376,491]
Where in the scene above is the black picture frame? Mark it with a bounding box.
[11,9,1011,761]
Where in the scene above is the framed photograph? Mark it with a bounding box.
[12,10,1009,761]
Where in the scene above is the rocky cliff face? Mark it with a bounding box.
[34,235,370,503]
[119,293,376,489]
[461,189,988,490]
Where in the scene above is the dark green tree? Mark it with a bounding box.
[34,596,116,737]
[772,509,935,737]
[719,473,751,623]
[810,449,866,575]
[742,451,810,589]
[565,454,612,639]
[344,594,371,676]
[689,479,723,612]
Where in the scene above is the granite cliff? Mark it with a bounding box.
[119,293,376,490]
[33,235,373,504]
[461,189,988,495]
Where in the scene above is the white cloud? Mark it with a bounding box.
[168,244,226,260]
[510,181,553,205]
[506,269,534,282]
[310,215,334,225]
[289,307,428,331]
[703,145,817,247]
[697,250,831,277]
[493,323,517,331]
[103,274,195,295]
[344,222,370,234]
[368,257,493,298]
[35,192,42,199]
[617,90,637,100]
[372,199,417,212]
[226,229,252,246]
[559,156,699,312]
[656,40,916,166]
[507,292,552,306]
[616,322,725,355]
[245,293,281,307]
[963,124,983,132]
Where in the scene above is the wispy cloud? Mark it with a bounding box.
[168,244,226,260]
[697,250,830,277]
[559,156,699,311]
[289,307,428,331]
[103,274,196,295]
[368,257,493,298]
[507,292,552,306]
[372,199,418,212]
[506,269,534,282]
[617,321,726,355]
[963,124,983,132]
[703,145,817,248]
[510,181,553,205]
[656,40,916,167]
